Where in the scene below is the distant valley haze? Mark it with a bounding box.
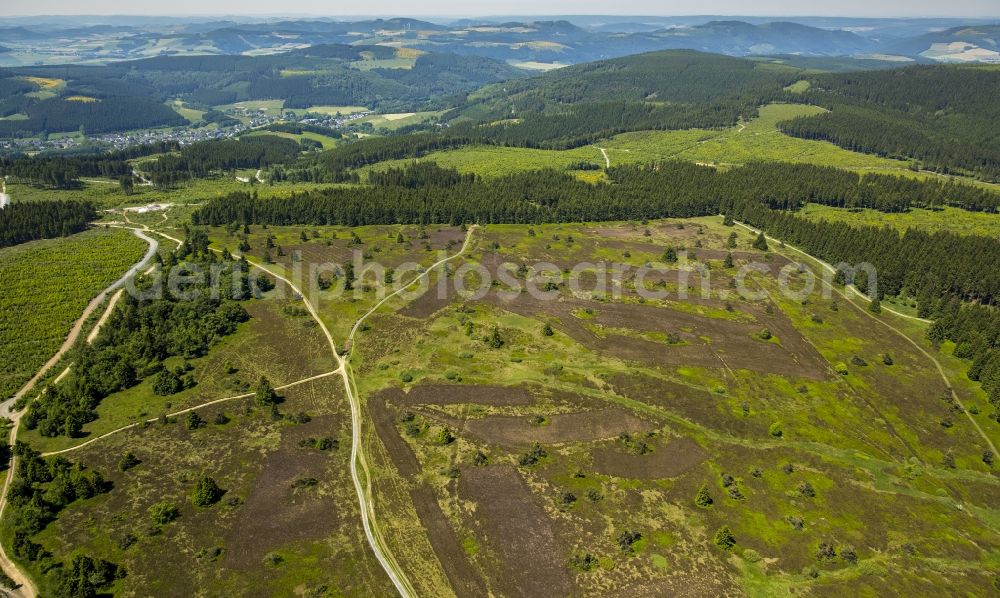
[1,0,999,17]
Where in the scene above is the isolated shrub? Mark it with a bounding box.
[841,546,858,564]
[434,426,455,445]
[694,484,713,508]
[834,362,849,375]
[152,368,184,396]
[191,476,223,507]
[816,541,837,560]
[472,450,489,466]
[118,452,140,472]
[118,533,137,551]
[518,443,547,466]
[798,481,816,498]
[752,232,768,251]
[714,526,736,550]
[882,353,894,366]
[487,325,504,349]
[769,422,783,438]
[742,548,761,563]
[542,323,554,337]
[263,552,283,566]
[254,376,278,407]
[185,412,204,430]
[401,372,414,383]
[149,502,179,525]
[616,530,642,553]
[571,553,599,571]
[759,329,772,340]
[850,356,868,367]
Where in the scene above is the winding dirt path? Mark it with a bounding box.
[41,370,340,457]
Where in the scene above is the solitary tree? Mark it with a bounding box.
[723,252,734,268]
[191,476,223,507]
[255,377,277,407]
[488,325,504,349]
[662,247,678,263]
[542,323,554,337]
[344,263,356,291]
[695,484,714,508]
[752,232,769,251]
[714,526,736,550]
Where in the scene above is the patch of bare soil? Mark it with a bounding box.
[224,416,340,570]
[409,485,488,597]
[608,373,747,432]
[457,466,572,597]
[591,436,707,479]
[368,392,421,477]
[484,290,828,380]
[397,271,456,318]
[421,408,650,449]
[381,383,535,406]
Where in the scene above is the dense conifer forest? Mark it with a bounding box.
[0,200,96,247]
[780,65,1000,181]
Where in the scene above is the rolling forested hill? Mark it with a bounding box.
[780,65,1000,180]
[0,46,524,137]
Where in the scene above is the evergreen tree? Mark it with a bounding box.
[752,232,769,251]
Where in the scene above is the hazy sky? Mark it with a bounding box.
[1,0,998,18]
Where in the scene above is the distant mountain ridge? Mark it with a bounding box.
[0,16,999,67]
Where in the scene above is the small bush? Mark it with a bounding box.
[694,484,713,508]
[118,451,141,472]
[518,443,547,466]
[149,502,179,525]
[714,526,736,550]
[616,530,642,553]
[191,476,224,507]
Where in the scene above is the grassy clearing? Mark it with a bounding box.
[361,104,933,179]
[216,100,285,116]
[798,203,1000,237]
[6,177,354,209]
[244,129,340,149]
[356,111,443,131]
[357,104,995,193]
[350,58,417,71]
[170,99,206,123]
[0,228,147,399]
[784,80,811,93]
[359,144,599,179]
[305,105,369,116]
